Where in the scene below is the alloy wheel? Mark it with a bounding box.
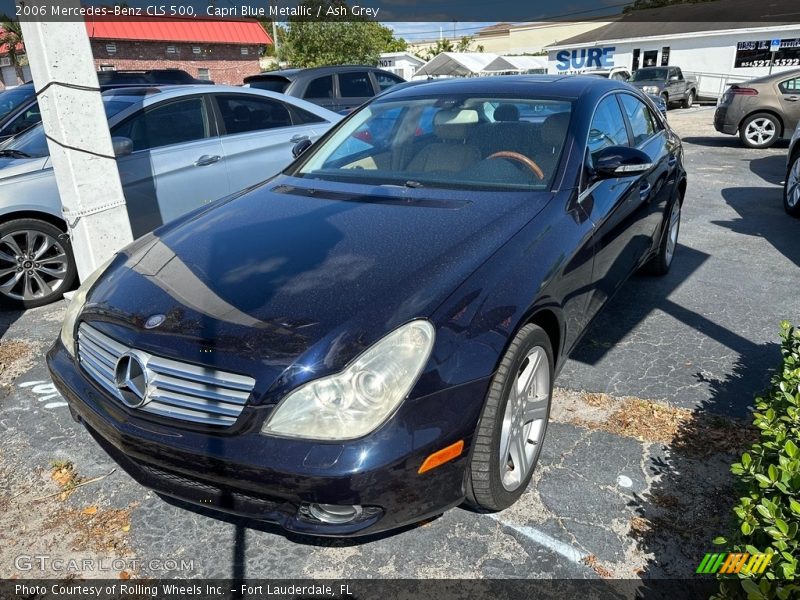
[745,118,776,146]
[787,157,800,209]
[0,229,70,302]
[498,346,551,492]
[665,201,681,266]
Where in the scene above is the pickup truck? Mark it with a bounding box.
[629,66,698,109]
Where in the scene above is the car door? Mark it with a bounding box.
[777,76,800,132]
[336,71,375,113]
[111,94,228,237]
[583,94,656,318]
[667,67,682,99]
[213,93,328,193]
[301,74,337,111]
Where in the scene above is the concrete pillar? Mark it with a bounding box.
[18,1,133,281]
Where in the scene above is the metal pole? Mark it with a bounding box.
[18,0,133,280]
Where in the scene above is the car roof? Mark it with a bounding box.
[742,67,800,85]
[245,65,392,81]
[102,84,341,121]
[377,75,626,101]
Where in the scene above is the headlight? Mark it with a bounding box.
[262,320,435,440]
[59,256,115,356]
[642,86,659,94]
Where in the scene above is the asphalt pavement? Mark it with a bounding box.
[0,106,797,582]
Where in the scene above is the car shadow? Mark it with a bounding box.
[0,307,24,339]
[748,154,787,186]
[716,186,799,269]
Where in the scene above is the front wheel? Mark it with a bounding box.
[661,93,669,109]
[645,199,681,276]
[739,113,780,148]
[682,90,695,108]
[467,323,553,511]
[785,153,800,218]
[0,218,77,308]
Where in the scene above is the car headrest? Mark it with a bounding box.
[541,111,571,148]
[494,104,519,122]
[434,108,479,141]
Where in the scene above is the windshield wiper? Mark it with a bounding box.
[0,149,33,158]
[404,180,424,188]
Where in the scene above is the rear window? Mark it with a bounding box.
[247,77,291,94]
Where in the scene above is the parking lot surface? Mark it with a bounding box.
[1,106,797,580]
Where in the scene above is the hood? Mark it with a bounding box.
[0,156,49,179]
[86,175,552,397]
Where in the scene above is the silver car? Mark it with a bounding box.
[0,85,341,307]
[786,120,800,217]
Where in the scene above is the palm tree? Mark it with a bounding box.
[0,19,25,85]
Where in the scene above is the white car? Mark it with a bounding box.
[0,85,341,307]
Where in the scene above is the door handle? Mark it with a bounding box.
[786,96,799,102]
[195,154,221,167]
[639,181,652,200]
[290,135,309,143]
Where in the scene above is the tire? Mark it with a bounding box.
[467,323,554,511]
[739,113,780,149]
[661,93,669,110]
[0,218,77,308]
[645,198,681,276]
[682,90,695,108]
[785,152,800,218]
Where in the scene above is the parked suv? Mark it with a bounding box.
[0,70,210,144]
[629,66,698,109]
[714,68,800,149]
[244,65,404,113]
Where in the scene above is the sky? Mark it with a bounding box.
[385,22,498,42]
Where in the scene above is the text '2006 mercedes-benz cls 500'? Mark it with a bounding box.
[48,75,687,537]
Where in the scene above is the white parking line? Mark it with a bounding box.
[488,513,588,564]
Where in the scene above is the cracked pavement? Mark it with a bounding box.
[1,106,797,581]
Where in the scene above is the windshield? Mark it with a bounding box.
[0,87,35,121]
[291,95,572,191]
[4,98,137,158]
[631,68,668,82]
[248,78,291,93]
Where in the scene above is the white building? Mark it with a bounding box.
[547,21,800,100]
[378,52,425,81]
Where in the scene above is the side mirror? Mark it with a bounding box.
[112,136,133,157]
[592,146,653,178]
[292,138,313,158]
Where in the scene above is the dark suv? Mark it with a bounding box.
[244,65,404,113]
[0,70,209,143]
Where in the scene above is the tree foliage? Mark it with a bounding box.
[281,0,406,67]
[415,36,484,62]
[0,17,25,84]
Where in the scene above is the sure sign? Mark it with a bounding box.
[555,46,616,71]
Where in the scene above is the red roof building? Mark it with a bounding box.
[85,18,272,85]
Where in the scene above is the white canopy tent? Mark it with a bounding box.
[413,53,498,78]
[482,55,548,74]
[413,53,549,79]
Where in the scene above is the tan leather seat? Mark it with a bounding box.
[406,109,481,173]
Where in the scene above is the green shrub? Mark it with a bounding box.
[715,322,800,599]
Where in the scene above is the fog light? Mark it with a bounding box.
[307,503,363,524]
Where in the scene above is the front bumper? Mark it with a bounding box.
[47,340,490,537]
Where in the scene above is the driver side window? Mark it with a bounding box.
[588,95,629,161]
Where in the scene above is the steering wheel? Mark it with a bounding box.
[487,151,545,180]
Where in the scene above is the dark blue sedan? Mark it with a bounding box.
[48,75,686,537]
